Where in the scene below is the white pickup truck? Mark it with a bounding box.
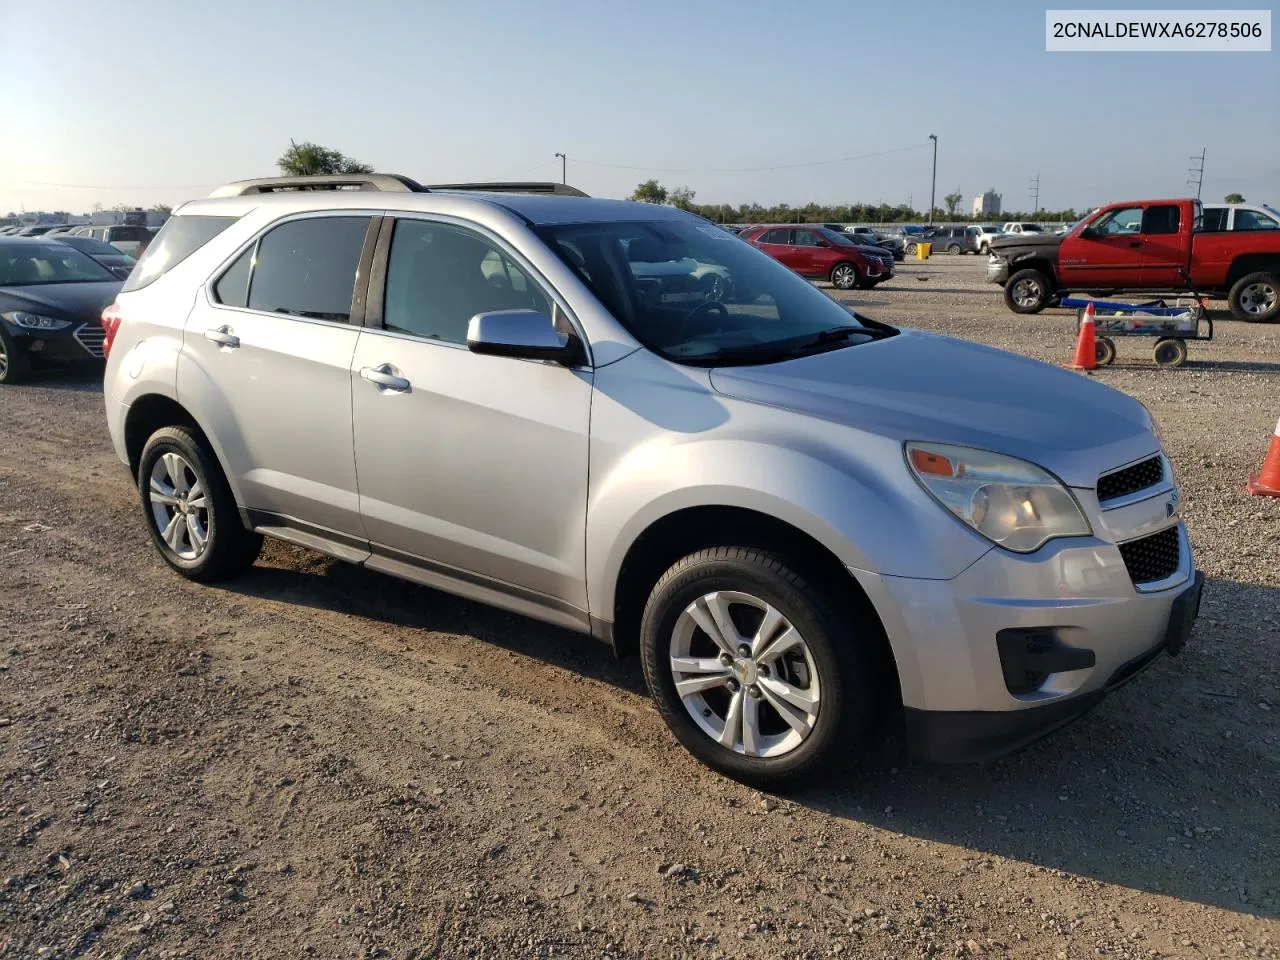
[1000,222,1046,237]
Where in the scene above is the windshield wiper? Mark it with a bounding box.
[691,325,891,366]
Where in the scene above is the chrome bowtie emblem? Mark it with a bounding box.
[1166,488,1182,518]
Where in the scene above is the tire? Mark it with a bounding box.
[946,243,963,255]
[1153,338,1188,368]
[1004,268,1053,314]
[905,242,918,256]
[0,325,31,385]
[639,547,880,790]
[830,262,860,291]
[137,426,262,582]
[1227,271,1280,323]
[1095,336,1117,366]
[979,243,989,255]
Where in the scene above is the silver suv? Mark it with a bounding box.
[103,174,1202,787]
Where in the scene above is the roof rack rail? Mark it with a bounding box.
[426,181,590,198]
[208,173,426,198]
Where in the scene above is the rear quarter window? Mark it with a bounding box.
[121,215,238,292]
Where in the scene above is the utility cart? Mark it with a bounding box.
[1061,296,1214,368]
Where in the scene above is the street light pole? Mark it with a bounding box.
[928,134,938,226]
[554,152,566,184]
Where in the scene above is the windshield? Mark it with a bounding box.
[819,228,861,247]
[0,243,116,285]
[536,219,893,366]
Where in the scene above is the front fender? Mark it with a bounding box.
[585,431,991,620]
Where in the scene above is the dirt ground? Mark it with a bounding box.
[2,256,1278,960]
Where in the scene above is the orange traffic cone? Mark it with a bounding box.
[1071,302,1097,371]
[1247,416,1280,497]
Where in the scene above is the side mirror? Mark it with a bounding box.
[815,239,830,247]
[467,309,584,365]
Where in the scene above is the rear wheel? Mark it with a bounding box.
[1227,272,1279,323]
[1004,268,1053,314]
[946,243,963,255]
[639,547,881,790]
[830,262,860,290]
[1095,336,1117,366]
[138,426,262,582]
[1153,338,1188,368]
[0,326,31,385]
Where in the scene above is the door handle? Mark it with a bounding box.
[204,326,240,348]
[359,364,411,392]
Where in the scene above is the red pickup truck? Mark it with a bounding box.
[986,198,1280,322]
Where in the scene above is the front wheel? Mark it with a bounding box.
[1095,336,1117,366]
[138,426,263,582]
[639,547,880,790]
[1227,271,1279,323]
[1004,268,1053,314]
[0,326,31,385]
[830,262,860,290]
[905,242,918,256]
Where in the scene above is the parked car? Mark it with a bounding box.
[69,224,155,258]
[1200,203,1280,233]
[845,226,906,262]
[741,225,894,289]
[102,173,1199,787]
[1000,222,1045,237]
[16,224,70,237]
[0,238,122,383]
[967,224,1004,255]
[987,197,1280,321]
[907,226,969,255]
[50,234,137,280]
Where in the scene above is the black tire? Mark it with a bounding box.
[979,243,989,255]
[1153,338,1188,368]
[639,547,881,791]
[1095,336,1117,366]
[905,242,918,256]
[830,261,860,290]
[946,243,963,255]
[1004,268,1053,314]
[137,426,262,582]
[0,325,31,385]
[1227,271,1280,323]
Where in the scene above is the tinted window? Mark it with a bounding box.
[383,219,551,344]
[122,215,238,292]
[0,242,117,285]
[214,245,254,308]
[1200,208,1228,232]
[759,228,791,244]
[1235,209,1279,231]
[1141,205,1180,235]
[248,217,369,322]
[792,231,822,247]
[109,226,153,241]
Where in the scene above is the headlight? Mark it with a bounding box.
[2,311,72,331]
[905,442,1091,553]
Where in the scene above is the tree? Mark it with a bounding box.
[277,140,374,176]
[151,203,173,216]
[1224,192,1245,203]
[631,179,668,204]
[669,185,696,210]
[944,192,963,217]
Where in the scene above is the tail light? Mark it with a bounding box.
[101,303,122,358]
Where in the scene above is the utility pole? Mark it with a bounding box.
[1187,148,1205,200]
[554,152,566,185]
[1029,173,1041,215]
[928,134,938,226]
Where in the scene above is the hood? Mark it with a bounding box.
[708,330,1156,488]
[989,232,1062,253]
[0,280,121,323]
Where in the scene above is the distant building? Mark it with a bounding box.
[972,189,1002,217]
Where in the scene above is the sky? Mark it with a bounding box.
[1,0,1277,216]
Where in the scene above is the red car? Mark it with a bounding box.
[740,225,894,290]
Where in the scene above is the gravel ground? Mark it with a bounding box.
[1,256,1278,959]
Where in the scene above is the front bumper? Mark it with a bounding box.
[851,522,1200,762]
[0,319,105,363]
[985,255,1010,284]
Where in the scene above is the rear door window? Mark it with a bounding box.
[1140,205,1180,235]
[759,228,791,245]
[247,216,370,323]
[122,214,238,291]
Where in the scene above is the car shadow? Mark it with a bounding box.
[19,365,105,393]
[218,557,1277,918]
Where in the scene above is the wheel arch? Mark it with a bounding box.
[1225,255,1280,289]
[123,393,245,508]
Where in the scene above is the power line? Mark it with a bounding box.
[1187,148,1205,200]
[568,141,928,174]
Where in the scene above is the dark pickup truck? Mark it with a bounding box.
[986,198,1280,322]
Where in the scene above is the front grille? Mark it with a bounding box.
[74,323,106,358]
[1119,526,1181,585]
[1098,455,1164,503]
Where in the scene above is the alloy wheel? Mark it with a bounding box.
[669,591,821,758]
[148,452,209,561]
[0,341,7,379]
[1241,281,1277,316]
[1011,276,1042,308]
[832,265,856,289]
